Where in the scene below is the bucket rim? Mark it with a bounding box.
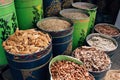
[72,2,98,11]
[86,33,118,52]
[37,17,73,33]
[53,39,72,45]
[49,55,83,74]
[60,8,90,20]
[52,30,73,38]
[94,23,120,37]
[0,0,13,7]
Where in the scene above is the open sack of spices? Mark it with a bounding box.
[49,55,95,80]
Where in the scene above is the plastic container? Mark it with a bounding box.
[14,0,43,30]
[49,55,95,80]
[0,0,18,66]
[72,2,97,34]
[86,33,118,57]
[4,35,52,80]
[37,17,73,56]
[89,64,111,80]
[60,8,90,50]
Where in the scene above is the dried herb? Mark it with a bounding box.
[46,0,61,17]
[62,0,73,8]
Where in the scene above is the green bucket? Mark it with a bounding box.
[60,9,90,50]
[0,0,18,66]
[72,2,97,34]
[14,0,43,30]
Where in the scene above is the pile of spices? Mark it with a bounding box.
[87,35,116,51]
[50,60,94,80]
[72,46,111,72]
[38,18,71,32]
[104,70,120,80]
[95,24,120,36]
[3,29,51,54]
[72,3,94,10]
[61,10,88,19]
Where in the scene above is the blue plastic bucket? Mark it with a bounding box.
[37,17,73,57]
[5,41,52,80]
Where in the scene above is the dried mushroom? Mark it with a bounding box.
[72,46,111,72]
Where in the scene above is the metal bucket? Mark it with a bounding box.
[37,17,73,56]
[43,0,73,17]
[89,64,111,80]
[94,23,120,40]
[43,0,61,17]
[60,8,90,50]
[14,0,43,30]
[86,33,118,57]
[0,0,18,66]
[72,2,97,34]
[5,40,52,80]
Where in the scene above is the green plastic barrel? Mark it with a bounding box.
[60,9,90,50]
[0,0,18,66]
[72,2,97,34]
[14,0,43,30]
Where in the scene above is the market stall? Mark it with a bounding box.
[0,0,120,80]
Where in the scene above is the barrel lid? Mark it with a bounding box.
[0,0,13,6]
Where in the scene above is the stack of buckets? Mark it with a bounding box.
[0,0,98,80]
[0,0,18,66]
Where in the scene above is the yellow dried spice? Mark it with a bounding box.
[3,29,51,55]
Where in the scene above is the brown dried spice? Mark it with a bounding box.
[72,46,111,72]
[3,29,51,54]
[51,60,94,80]
[95,25,120,36]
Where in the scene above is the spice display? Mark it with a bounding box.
[50,60,94,80]
[72,46,111,72]
[87,35,116,51]
[38,18,71,31]
[3,29,51,54]
[95,24,120,36]
[61,10,88,19]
